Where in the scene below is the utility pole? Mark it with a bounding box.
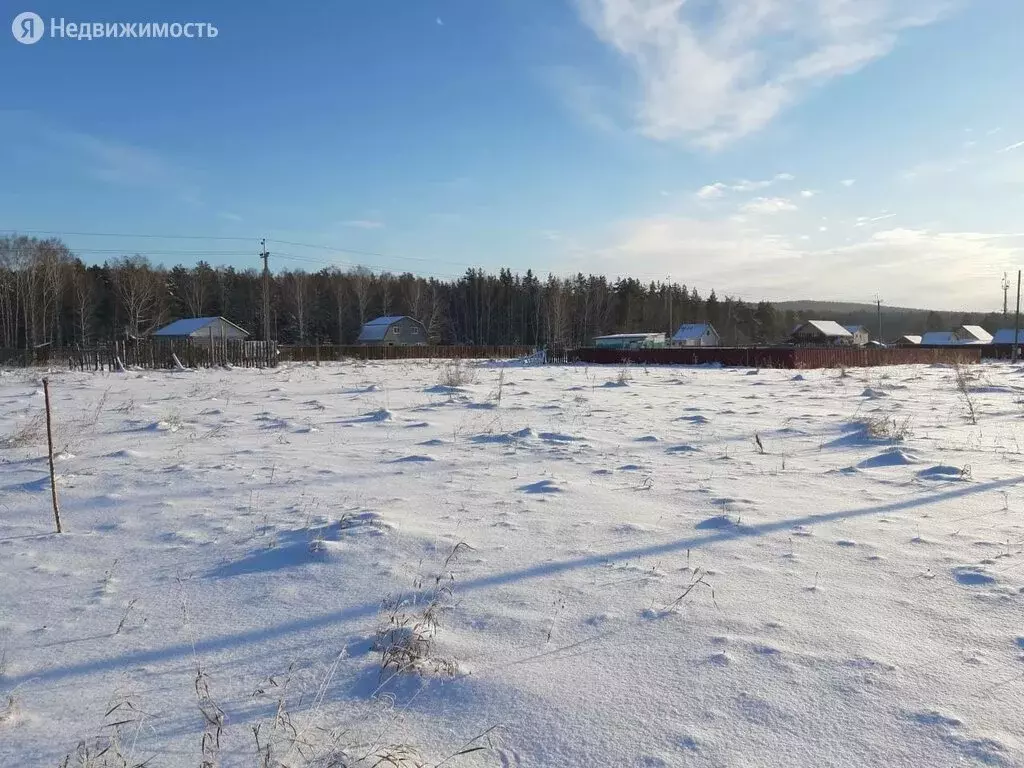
[875,295,883,342]
[260,239,271,342]
[1002,272,1010,317]
[1014,270,1021,363]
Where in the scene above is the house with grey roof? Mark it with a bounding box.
[670,323,720,347]
[357,316,427,345]
[153,316,249,343]
[788,320,854,346]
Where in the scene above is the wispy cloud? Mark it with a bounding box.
[217,212,243,222]
[740,196,798,214]
[800,189,819,198]
[998,140,1024,153]
[50,128,201,201]
[341,219,385,229]
[695,173,793,198]
[840,178,857,187]
[855,212,897,226]
[575,0,949,148]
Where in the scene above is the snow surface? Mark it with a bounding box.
[2,361,1024,766]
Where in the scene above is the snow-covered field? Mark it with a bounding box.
[2,360,1024,767]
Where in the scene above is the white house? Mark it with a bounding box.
[670,323,720,347]
[955,325,993,344]
[896,335,922,346]
[843,325,870,346]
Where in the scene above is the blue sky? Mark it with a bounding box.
[2,0,1023,309]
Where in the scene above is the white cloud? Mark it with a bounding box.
[854,213,897,226]
[696,183,728,199]
[341,219,384,229]
[217,212,242,222]
[696,173,793,198]
[800,189,818,198]
[998,140,1024,153]
[557,216,1024,308]
[840,178,856,187]
[740,197,798,214]
[575,0,948,148]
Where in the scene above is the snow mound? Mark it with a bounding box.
[677,414,710,425]
[666,444,701,454]
[424,384,466,395]
[917,465,967,481]
[861,388,889,398]
[538,432,582,443]
[952,566,996,586]
[517,479,563,494]
[857,448,921,468]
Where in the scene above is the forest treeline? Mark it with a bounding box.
[0,235,1006,349]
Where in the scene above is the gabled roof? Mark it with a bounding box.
[921,331,955,345]
[795,320,852,338]
[958,325,992,343]
[993,329,1024,344]
[843,325,867,334]
[154,316,249,337]
[357,315,424,341]
[900,335,922,344]
[672,323,717,341]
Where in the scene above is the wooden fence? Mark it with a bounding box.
[0,339,278,370]
[277,344,535,362]
[569,345,983,369]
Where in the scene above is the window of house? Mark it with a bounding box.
[410,326,419,335]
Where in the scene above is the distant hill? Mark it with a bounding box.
[774,300,934,313]
[772,300,1007,342]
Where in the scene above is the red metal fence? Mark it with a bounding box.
[277,344,535,362]
[569,346,982,369]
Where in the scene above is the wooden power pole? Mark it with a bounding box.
[875,295,883,342]
[260,239,271,342]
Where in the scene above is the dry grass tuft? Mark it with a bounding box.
[375,543,472,679]
[952,361,978,424]
[438,360,475,388]
[859,413,913,442]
